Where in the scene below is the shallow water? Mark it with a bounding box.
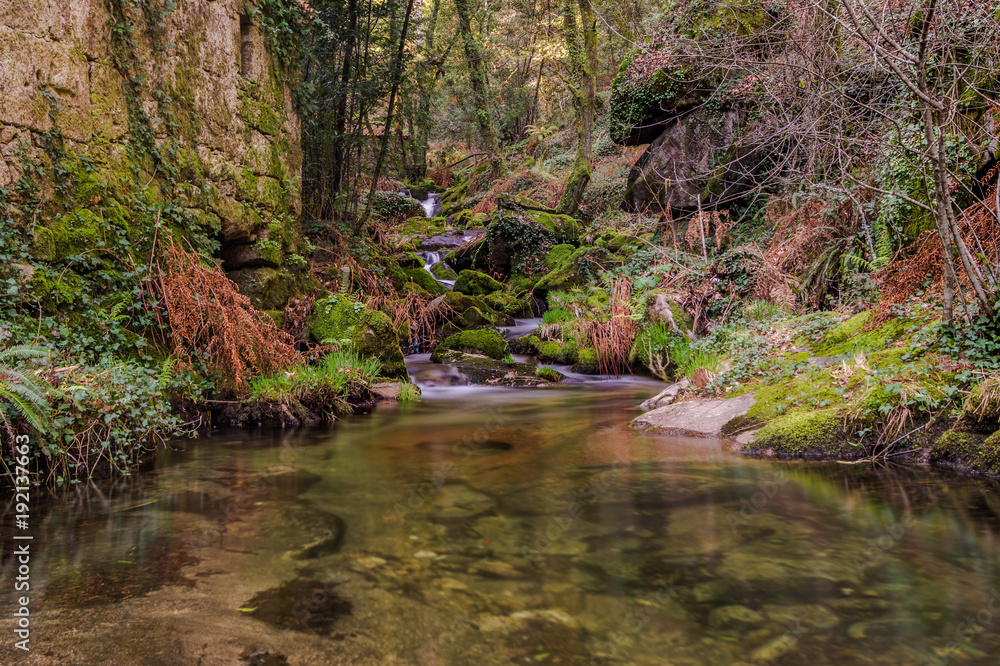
[3,382,1000,664]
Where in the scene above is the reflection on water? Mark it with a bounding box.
[3,384,1000,664]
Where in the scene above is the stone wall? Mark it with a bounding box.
[0,0,304,308]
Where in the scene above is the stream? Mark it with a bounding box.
[3,370,1000,664]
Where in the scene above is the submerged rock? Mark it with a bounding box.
[631,394,755,437]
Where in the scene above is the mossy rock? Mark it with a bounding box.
[228,267,296,310]
[443,290,492,314]
[533,246,602,296]
[544,244,576,271]
[431,330,510,362]
[454,269,503,296]
[974,430,1000,476]
[309,295,406,378]
[523,210,580,243]
[540,340,579,365]
[403,268,446,295]
[445,241,482,272]
[482,291,532,316]
[746,409,849,457]
[573,347,600,374]
[394,252,424,269]
[33,210,102,262]
[430,263,458,281]
[453,306,497,330]
[930,430,975,464]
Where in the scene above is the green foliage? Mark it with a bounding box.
[0,344,54,436]
[43,359,185,483]
[250,349,380,402]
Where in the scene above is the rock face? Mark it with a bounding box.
[622,108,750,213]
[638,379,689,411]
[632,393,755,437]
[0,0,303,307]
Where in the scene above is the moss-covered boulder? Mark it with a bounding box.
[431,330,510,362]
[930,430,975,464]
[443,291,492,315]
[533,246,604,296]
[445,240,483,272]
[523,211,580,244]
[431,263,458,281]
[394,252,425,269]
[974,430,1000,476]
[403,268,446,295]
[482,291,532,316]
[745,409,850,457]
[309,295,406,378]
[454,269,503,296]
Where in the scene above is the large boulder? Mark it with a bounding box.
[309,295,406,377]
[622,107,756,213]
[454,270,503,297]
[476,210,578,278]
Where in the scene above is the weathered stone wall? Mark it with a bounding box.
[0,0,303,308]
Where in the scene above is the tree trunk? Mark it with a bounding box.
[557,0,597,217]
[357,0,417,233]
[454,0,498,155]
[412,0,442,180]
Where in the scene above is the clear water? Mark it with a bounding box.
[3,383,1000,664]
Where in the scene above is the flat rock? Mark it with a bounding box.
[638,378,690,411]
[631,393,755,437]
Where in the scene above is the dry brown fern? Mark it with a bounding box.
[586,278,638,376]
[157,239,301,393]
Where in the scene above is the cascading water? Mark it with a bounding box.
[421,250,455,289]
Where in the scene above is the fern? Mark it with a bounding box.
[0,345,53,437]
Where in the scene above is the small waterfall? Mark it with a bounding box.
[421,192,440,217]
[422,250,455,289]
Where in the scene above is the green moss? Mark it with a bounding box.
[308,295,406,378]
[573,347,600,374]
[725,368,842,433]
[586,288,610,310]
[482,291,531,316]
[544,244,575,270]
[263,310,285,328]
[524,211,580,243]
[403,268,446,295]
[814,310,909,356]
[394,252,424,269]
[33,210,102,262]
[747,408,846,456]
[975,431,1000,476]
[453,306,497,329]
[930,430,975,463]
[430,263,458,281]
[454,269,503,296]
[534,246,599,295]
[443,291,491,314]
[431,330,510,362]
[536,367,563,382]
